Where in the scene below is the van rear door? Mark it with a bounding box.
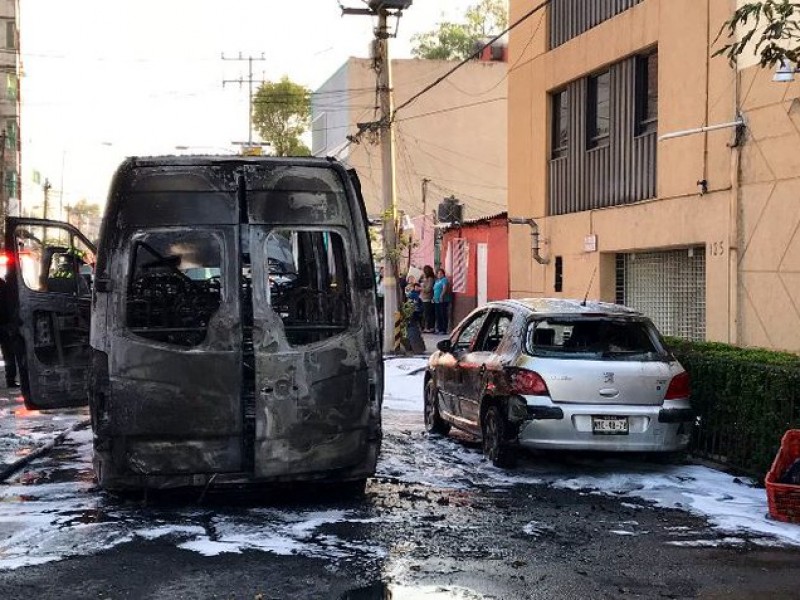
[4,217,96,409]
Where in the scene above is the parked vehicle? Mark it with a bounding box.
[424,299,693,466]
[5,156,383,491]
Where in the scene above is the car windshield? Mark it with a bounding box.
[524,316,669,361]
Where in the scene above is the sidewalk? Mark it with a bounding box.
[0,364,88,478]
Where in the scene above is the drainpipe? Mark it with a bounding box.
[509,217,549,265]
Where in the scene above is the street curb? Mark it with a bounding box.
[0,418,92,483]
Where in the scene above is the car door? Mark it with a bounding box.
[439,309,489,426]
[458,310,514,428]
[4,217,96,409]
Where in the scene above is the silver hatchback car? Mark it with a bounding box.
[424,299,693,466]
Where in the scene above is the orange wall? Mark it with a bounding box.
[443,217,510,323]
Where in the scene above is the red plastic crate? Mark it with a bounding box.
[766,429,800,524]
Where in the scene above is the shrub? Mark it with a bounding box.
[666,337,800,478]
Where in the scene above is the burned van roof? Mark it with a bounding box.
[106,155,356,228]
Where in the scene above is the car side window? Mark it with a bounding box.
[452,311,488,354]
[475,311,513,353]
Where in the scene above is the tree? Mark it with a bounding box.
[411,0,509,61]
[715,0,800,67]
[67,199,100,224]
[252,77,312,157]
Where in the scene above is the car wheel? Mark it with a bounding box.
[424,380,450,435]
[482,404,516,468]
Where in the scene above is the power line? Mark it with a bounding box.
[395,97,507,123]
[397,127,505,169]
[392,0,553,118]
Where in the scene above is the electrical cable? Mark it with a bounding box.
[392,0,554,118]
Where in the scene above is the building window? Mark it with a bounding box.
[5,21,13,50]
[5,169,16,198]
[636,52,658,135]
[5,73,17,101]
[551,90,568,159]
[587,71,610,148]
[5,119,15,150]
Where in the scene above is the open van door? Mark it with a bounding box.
[4,217,96,410]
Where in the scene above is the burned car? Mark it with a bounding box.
[5,156,383,491]
[424,299,693,466]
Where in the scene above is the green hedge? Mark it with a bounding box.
[665,337,800,478]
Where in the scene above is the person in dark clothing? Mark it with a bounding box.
[0,277,18,387]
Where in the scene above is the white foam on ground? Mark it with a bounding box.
[0,356,797,571]
[382,358,800,547]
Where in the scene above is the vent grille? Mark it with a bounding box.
[616,248,706,342]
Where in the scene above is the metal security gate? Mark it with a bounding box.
[615,248,706,341]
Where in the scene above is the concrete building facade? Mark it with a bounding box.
[507,0,800,351]
[0,0,18,219]
[312,56,508,224]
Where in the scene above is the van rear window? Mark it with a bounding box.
[265,229,351,346]
[126,231,223,347]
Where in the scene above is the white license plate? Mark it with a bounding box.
[592,416,629,435]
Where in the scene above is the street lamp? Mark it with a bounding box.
[773,59,799,83]
[368,0,412,10]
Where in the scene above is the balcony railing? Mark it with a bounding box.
[549,0,644,48]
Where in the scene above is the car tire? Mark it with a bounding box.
[424,380,450,436]
[482,404,516,468]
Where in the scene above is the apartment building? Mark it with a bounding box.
[312,54,508,223]
[0,0,17,219]
[508,0,800,351]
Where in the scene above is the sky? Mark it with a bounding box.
[19,0,477,217]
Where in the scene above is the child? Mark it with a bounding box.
[406,282,424,328]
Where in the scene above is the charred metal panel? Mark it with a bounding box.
[87,157,381,489]
[253,340,372,478]
[6,218,96,409]
[246,165,350,227]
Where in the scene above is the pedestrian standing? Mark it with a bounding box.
[0,277,19,388]
[375,267,385,326]
[420,265,435,333]
[433,268,452,335]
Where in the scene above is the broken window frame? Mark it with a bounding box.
[125,228,226,348]
[262,226,354,347]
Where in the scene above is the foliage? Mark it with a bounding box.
[411,0,508,61]
[69,199,100,220]
[714,0,800,67]
[666,337,800,478]
[252,77,312,157]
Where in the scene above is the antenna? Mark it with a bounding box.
[581,267,598,307]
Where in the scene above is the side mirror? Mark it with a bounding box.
[95,278,112,293]
[437,339,452,354]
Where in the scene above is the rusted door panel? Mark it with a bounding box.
[5,218,96,409]
[253,341,371,478]
[103,226,244,475]
[106,350,243,475]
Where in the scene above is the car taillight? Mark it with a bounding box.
[509,368,550,396]
[0,252,10,267]
[665,371,690,400]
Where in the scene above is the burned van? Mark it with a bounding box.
[5,156,383,491]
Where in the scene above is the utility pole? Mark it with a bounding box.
[343,0,411,352]
[376,8,400,352]
[421,177,430,242]
[222,53,267,150]
[42,178,51,220]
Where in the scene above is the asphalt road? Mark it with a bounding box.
[0,406,798,600]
